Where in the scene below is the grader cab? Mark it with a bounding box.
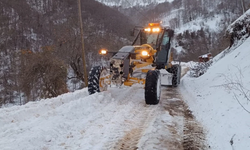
[88,23,181,105]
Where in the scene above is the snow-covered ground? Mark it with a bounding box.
[0,83,186,150]
[181,37,250,150]
[1,37,250,150]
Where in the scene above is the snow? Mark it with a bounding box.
[1,34,250,149]
[227,9,250,33]
[95,0,174,8]
[181,37,250,150]
[1,83,183,149]
[1,37,250,149]
[2,8,250,149]
[170,15,225,34]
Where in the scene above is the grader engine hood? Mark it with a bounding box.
[111,46,134,60]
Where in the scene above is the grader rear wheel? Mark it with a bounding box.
[171,64,181,87]
[88,66,109,95]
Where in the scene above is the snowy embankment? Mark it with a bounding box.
[180,37,250,150]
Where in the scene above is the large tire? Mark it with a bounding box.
[171,64,181,87]
[145,70,161,105]
[88,66,108,95]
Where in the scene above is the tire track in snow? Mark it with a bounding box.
[102,86,144,149]
[135,86,185,150]
[102,85,160,150]
[158,86,184,149]
[102,84,208,150]
[95,79,207,149]
[160,86,208,150]
[183,105,207,150]
[111,105,159,150]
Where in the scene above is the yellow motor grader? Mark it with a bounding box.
[88,23,181,105]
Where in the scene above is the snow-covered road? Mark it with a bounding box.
[0,79,208,150]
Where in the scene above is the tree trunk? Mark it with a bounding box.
[241,0,246,14]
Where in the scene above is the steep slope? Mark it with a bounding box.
[181,36,250,150]
[180,9,250,149]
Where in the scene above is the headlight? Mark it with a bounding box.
[152,28,160,32]
[142,51,149,56]
[144,28,151,32]
[99,49,108,55]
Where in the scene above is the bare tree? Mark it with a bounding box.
[241,0,246,14]
[19,49,68,102]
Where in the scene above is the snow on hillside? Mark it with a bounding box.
[227,9,250,33]
[172,15,225,34]
[95,0,174,8]
[181,37,250,150]
[161,10,235,34]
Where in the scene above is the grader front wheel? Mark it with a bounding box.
[145,70,161,105]
[88,66,109,95]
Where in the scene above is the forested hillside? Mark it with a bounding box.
[101,0,250,61]
[164,0,250,61]
[0,0,134,106]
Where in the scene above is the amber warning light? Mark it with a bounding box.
[148,23,160,27]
